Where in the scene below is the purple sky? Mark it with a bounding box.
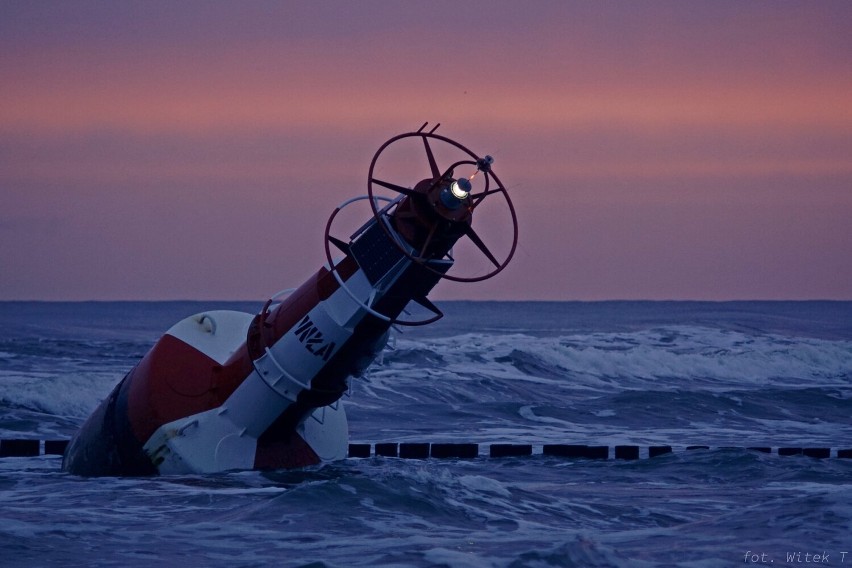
[2,1,851,301]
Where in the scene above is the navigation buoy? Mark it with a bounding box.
[61,125,518,476]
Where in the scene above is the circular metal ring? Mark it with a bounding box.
[367,131,518,283]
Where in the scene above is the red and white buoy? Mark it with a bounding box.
[62,126,518,476]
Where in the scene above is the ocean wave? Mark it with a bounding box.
[0,369,121,418]
[343,327,852,446]
[1,325,849,432]
[370,327,852,394]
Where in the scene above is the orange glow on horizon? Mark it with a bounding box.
[2,2,851,301]
[3,77,852,136]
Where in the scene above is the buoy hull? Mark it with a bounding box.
[63,256,443,476]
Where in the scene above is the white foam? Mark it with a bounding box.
[0,369,120,417]
[373,327,852,392]
[458,475,513,498]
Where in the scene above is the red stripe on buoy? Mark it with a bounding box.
[126,335,233,443]
[253,432,320,470]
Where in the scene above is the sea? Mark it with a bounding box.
[0,300,850,567]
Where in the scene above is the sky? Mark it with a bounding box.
[2,1,851,301]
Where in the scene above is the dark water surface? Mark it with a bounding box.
[1,301,850,567]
